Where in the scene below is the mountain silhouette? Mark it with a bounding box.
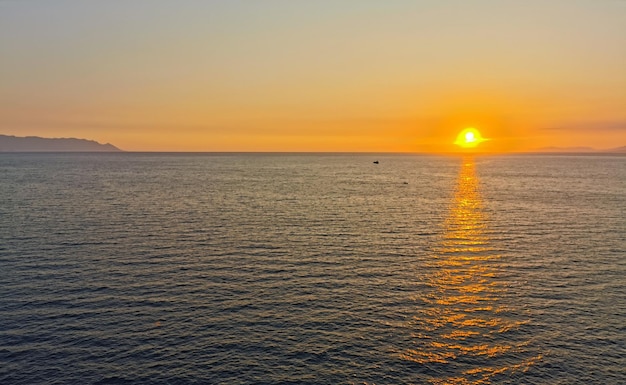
[0,135,121,152]
[605,146,626,153]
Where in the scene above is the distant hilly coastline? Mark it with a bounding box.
[0,135,121,152]
[532,146,626,153]
[606,146,626,153]
[536,146,595,152]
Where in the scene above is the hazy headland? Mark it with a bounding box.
[0,135,121,152]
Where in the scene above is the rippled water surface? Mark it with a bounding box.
[1,153,624,384]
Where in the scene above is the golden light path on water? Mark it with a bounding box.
[401,157,541,384]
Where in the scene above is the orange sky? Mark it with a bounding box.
[1,1,625,152]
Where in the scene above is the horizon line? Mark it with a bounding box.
[1,150,625,155]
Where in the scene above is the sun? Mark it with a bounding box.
[454,127,487,149]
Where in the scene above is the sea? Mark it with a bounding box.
[0,153,624,384]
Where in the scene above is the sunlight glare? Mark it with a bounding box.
[455,128,487,149]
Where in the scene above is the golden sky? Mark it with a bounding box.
[1,1,625,152]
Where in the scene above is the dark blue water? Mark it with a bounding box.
[1,153,624,384]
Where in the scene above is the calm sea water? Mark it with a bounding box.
[1,153,624,384]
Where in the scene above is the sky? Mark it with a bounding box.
[1,0,625,152]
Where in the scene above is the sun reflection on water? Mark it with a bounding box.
[401,157,540,384]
